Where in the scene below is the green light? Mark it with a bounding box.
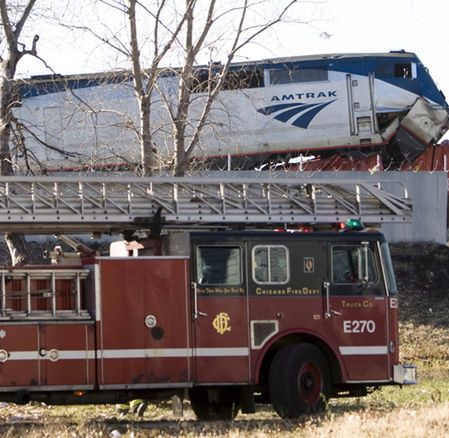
[345,219,364,231]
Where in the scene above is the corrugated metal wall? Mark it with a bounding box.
[277,171,447,243]
[218,170,448,244]
[374,172,447,243]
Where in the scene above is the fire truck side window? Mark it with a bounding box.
[196,246,242,285]
[252,245,289,284]
[332,244,378,285]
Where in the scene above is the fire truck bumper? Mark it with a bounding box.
[393,364,417,384]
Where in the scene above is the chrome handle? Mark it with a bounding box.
[323,281,342,318]
[324,281,331,319]
[192,282,207,319]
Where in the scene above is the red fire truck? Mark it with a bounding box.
[0,176,415,419]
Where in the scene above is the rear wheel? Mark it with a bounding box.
[188,387,240,421]
[269,343,330,419]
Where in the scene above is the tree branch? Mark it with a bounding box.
[14,0,38,38]
[0,0,15,47]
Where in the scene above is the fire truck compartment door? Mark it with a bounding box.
[39,323,95,387]
[327,242,390,382]
[98,257,192,387]
[192,244,250,383]
[0,325,39,388]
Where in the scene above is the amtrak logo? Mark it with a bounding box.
[257,100,336,129]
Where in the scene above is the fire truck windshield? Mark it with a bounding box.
[380,242,398,295]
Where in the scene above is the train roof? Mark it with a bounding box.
[239,50,418,66]
[23,50,418,84]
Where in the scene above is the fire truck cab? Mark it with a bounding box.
[0,227,415,420]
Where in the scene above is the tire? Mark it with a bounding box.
[188,387,240,421]
[268,343,330,419]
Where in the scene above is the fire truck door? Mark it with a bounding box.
[326,242,390,382]
[192,244,250,383]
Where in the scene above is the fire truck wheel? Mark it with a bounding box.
[268,343,330,419]
[188,387,240,421]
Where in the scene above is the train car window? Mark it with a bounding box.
[332,245,378,285]
[252,245,289,284]
[375,63,412,79]
[222,68,264,90]
[394,63,412,78]
[269,68,328,85]
[375,64,393,78]
[196,246,242,285]
[189,68,264,93]
[188,71,211,93]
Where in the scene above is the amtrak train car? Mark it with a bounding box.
[15,51,449,169]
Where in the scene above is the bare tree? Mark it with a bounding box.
[58,0,304,176]
[131,0,300,176]
[0,0,39,264]
[126,0,194,176]
[0,0,38,174]
[171,0,299,175]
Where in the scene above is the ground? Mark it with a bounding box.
[392,242,449,326]
[391,243,449,378]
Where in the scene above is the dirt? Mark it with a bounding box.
[391,242,449,327]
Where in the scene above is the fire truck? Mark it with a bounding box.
[0,176,415,419]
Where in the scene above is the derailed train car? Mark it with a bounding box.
[15,50,449,169]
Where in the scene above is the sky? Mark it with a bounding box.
[15,0,449,94]
[16,0,449,102]
[267,0,449,100]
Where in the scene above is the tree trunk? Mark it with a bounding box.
[173,118,187,176]
[0,74,30,265]
[139,96,154,176]
[5,232,29,266]
[173,0,194,177]
[0,66,15,175]
[0,56,30,266]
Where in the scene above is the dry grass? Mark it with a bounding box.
[0,379,448,437]
[1,403,448,437]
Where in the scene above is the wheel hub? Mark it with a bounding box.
[298,362,322,404]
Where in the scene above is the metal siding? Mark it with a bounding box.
[311,171,446,243]
[305,171,447,243]
[210,171,447,244]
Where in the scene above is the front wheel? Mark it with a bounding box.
[188,387,240,421]
[269,343,330,419]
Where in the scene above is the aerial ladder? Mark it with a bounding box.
[0,174,412,323]
[0,175,411,233]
